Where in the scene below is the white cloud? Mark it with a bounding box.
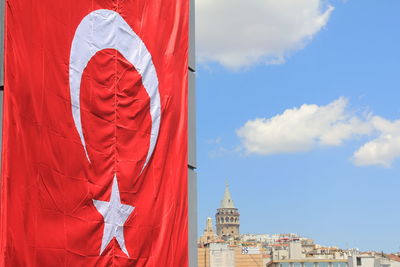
[196,0,334,69]
[237,97,372,155]
[237,97,400,167]
[353,117,400,167]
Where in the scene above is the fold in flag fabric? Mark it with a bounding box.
[1,1,188,266]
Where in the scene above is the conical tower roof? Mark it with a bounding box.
[220,183,235,209]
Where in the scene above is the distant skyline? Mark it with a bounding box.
[196,0,400,252]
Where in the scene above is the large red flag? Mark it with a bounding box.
[1,1,188,266]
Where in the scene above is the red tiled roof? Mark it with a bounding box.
[388,254,400,262]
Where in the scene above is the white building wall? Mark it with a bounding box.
[289,242,303,259]
[209,243,235,267]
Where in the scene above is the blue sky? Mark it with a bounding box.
[196,0,400,252]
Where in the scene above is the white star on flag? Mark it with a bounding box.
[93,175,135,257]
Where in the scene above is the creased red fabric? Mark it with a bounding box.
[1,1,188,266]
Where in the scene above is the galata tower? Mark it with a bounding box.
[215,183,240,240]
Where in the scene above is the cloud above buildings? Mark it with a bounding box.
[196,0,334,69]
[352,117,400,167]
[237,97,400,167]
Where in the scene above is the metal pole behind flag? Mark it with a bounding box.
[188,0,198,266]
[0,0,4,166]
[0,0,3,89]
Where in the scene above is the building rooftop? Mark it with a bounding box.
[269,259,348,263]
[387,254,400,262]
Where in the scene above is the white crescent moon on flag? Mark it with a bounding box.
[69,9,161,171]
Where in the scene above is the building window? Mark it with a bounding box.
[356,257,362,266]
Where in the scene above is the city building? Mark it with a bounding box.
[198,184,400,267]
[267,259,348,267]
[198,243,269,267]
[348,251,400,267]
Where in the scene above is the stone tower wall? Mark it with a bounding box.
[215,208,240,240]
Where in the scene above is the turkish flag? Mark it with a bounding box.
[1,1,188,266]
